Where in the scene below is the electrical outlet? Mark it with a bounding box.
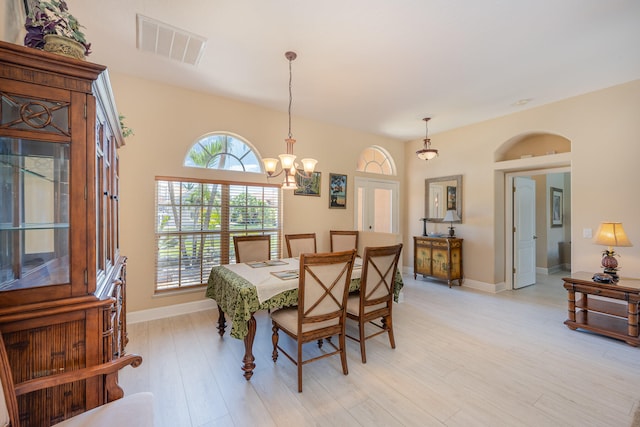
[583,228,592,238]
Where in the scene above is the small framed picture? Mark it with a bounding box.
[550,187,563,227]
[446,186,457,210]
[329,173,347,209]
[294,170,321,196]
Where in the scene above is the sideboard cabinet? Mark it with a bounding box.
[414,236,463,287]
[0,41,127,426]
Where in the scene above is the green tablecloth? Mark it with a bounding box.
[206,266,403,340]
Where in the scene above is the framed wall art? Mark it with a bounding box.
[446,185,457,210]
[294,170,321,196]
[550,187,563,227]
[329,173,347,209]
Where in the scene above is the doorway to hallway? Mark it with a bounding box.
[505,169,571,290]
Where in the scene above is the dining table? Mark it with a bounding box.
[205,257,404,380]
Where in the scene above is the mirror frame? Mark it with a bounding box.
[424,174,463,223]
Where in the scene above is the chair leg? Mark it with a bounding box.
[385,315,396,349]
[317,338,323,348]
[339,333,349,375]
[359,319,367,364]
[297,340,303,392]
[271,323,279,362]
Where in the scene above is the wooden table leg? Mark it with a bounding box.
[216,305,226,337]
[242,315,257,380]
[628,300,639,337]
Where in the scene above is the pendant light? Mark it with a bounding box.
[263,51,317,189]
[416,117,439,160]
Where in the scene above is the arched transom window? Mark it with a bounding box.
[356,145,395,175]
[185,132,262,173]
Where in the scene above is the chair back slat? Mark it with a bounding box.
[298,250,356,329]
[330,230,359,252]
[233,235,270,263]
[285,233,317,258]
[0,334,21,427]
[360,244,403,311]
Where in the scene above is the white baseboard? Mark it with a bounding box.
[408,267,499,293]
[127,298,217,324]
[536,267,549,275]
[462,279,502,293]
[536,265,564,275]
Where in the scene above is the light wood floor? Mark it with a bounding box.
[120,272,640,426]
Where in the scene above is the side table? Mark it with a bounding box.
[563,272,640,347]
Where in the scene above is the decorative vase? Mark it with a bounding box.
[43,34,85,60]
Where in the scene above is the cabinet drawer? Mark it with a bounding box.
[568,283,627,300]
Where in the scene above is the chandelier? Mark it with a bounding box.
[263,51,317,190]
[416,117,439,160]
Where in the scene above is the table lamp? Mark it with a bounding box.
[594,222,632,281]
[443,210,460,237]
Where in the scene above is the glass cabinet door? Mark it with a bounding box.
[0,138,70,291]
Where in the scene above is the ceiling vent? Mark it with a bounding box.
[136,14,206,66]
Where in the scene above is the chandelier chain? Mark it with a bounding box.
[288,56,293,139]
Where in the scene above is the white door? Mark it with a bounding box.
[514,176,536,289]
[354,177,399,233]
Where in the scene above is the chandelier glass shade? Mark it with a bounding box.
[416,117,439,160]
[263,51,317,189]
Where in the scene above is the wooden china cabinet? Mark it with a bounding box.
[0,41,127,426]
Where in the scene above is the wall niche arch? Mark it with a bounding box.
[495,132,571,162]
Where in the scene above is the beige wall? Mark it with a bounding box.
[109,72,404,312]
[119,75,640,311]
[405,79,640,289]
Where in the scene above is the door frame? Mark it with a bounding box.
[354,176,400,233]
[504,166,570,290]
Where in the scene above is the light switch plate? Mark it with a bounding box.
[583,228,592,238]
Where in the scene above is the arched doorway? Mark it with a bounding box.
[494,132,572,290]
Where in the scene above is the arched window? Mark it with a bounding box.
[356,145,395,175]
[354,146,399,233]
[155,132,281,293]
[184,132,262,173]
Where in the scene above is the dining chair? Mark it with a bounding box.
[233,235,271,263]
[0,332,155,427]
[346,243,402,363]
[270,249,357,392]
[329,230,359,252]
[285,233,317,258]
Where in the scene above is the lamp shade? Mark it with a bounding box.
[416,149,438,160]
[300,158,317,174]
[263,158,279,175]
[594,222,632,247]
[442,210,460,223]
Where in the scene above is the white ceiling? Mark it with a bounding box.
[70,0,640,141]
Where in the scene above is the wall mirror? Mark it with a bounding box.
[425,174,462,222]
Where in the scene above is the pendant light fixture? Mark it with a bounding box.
[263,51,317,189]
[416,117,439,161]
